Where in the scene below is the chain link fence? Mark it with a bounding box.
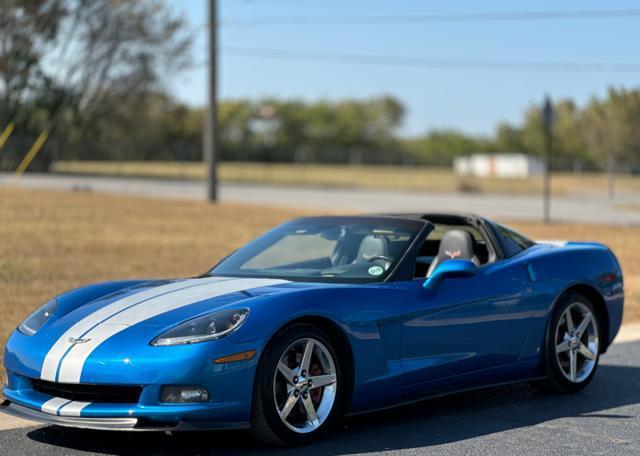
[3,134,640,197]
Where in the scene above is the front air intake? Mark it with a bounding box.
[31,379,143,404]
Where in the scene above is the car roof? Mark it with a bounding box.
[292,213,488,225]
[374,212,486,223]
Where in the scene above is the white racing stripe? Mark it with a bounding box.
[58,401,92,417]
[40,276,231,381]
[536,240,569,247]
[41,397,71,415]
[49,277,288,384]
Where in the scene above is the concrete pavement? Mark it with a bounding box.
[2,172,640,225]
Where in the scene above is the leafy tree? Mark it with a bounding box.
[582,88,640,169]
[214,96,406,163]
[493,99,591,169]
[494,123,526,153]
[403,130,493,166]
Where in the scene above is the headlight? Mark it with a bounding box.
[18,299,57,336]
[151,308,249,346]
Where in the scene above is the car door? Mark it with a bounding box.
[397,257,535,396]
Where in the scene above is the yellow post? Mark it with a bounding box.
[0,122,15,149]
[10,130,49,184]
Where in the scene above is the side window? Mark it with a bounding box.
[493,223,535,258]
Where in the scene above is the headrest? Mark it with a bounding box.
[437,230,475,260]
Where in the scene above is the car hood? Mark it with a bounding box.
[33,276,321,383]
[52,276,308,329]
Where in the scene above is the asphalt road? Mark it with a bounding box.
[1,338,639,455]
[3,172,640,225]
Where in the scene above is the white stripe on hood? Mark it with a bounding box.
[41,276,230,382]
[42,277,287,383]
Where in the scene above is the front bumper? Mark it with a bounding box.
[3,330,268,430]
[0,400,249,431]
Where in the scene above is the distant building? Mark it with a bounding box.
[453,153,545,179]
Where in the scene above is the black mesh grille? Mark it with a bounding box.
[31,379,142,404]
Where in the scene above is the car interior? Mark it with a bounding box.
[413,215,493,279]
[331,232,413,271]
[241,216,496,281]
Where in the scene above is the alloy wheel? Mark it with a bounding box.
[273,337,338,434]
[554,302,599,383]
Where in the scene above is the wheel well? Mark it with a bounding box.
[562,284,610,351]
[264,316,355,413]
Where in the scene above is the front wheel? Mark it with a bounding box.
[250,324,342,446]
[539,293,601,393]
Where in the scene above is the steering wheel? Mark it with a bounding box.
[363,254,394,263]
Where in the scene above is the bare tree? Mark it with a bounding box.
[0,0,192,134]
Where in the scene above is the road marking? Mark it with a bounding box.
[2,322,639,432]
[613,322,640,344]
[0,413,37,431]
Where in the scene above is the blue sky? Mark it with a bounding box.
[169,0,640,137]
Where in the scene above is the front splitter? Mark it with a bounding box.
[0,400,250,432]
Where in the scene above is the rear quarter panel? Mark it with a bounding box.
[519,242,624,360]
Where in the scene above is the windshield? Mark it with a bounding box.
[210,217,424,283]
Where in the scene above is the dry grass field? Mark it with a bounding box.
[0,188,638,385]
[52,160,640,197]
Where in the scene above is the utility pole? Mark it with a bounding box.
[607,153,615,199]
[542,96,553,224]
[204,0,218,202]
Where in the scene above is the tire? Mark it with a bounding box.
[250,324,343,446]
[538,292,601,394]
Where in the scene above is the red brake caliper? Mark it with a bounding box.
[309,362,323,406]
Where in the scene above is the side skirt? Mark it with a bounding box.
[347,358,544,417]
[345,375,547,417]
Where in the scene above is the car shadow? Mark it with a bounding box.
[26,362,640,455]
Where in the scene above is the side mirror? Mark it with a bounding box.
[423,259,477,291]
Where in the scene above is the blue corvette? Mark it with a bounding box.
[2,213,624,445]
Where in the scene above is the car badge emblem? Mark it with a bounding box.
[68,337,91,345]
[445,249,462,259]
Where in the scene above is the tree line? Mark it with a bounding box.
[46,89,640,171]
[493,88,640,171]
[2,1,640,171]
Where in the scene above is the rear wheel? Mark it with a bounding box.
[539,293,601,393]
[250,324,342,446]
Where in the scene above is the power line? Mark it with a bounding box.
[219,46,640,73]
[220,8,640,27]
